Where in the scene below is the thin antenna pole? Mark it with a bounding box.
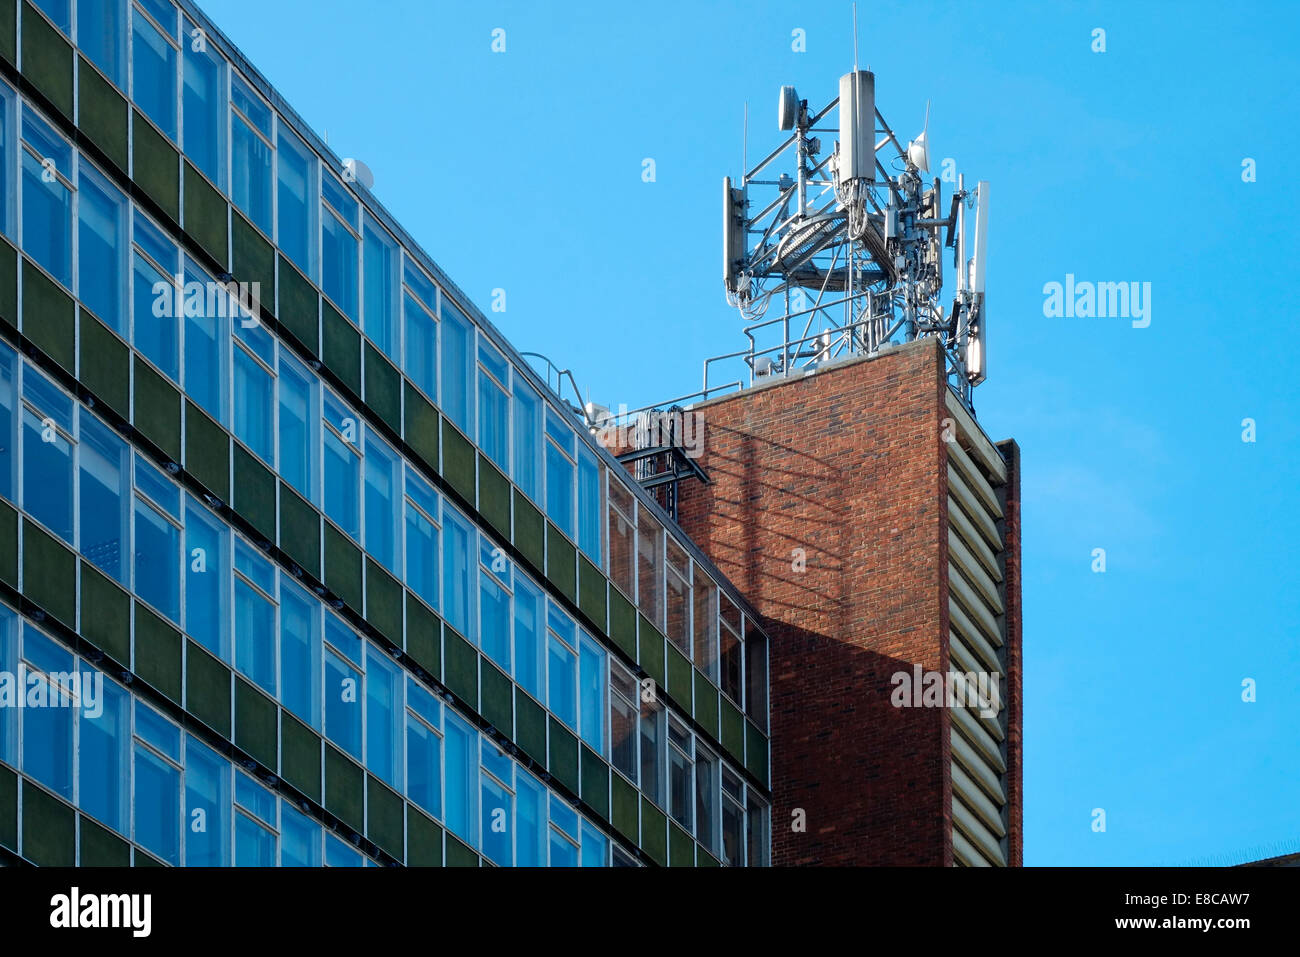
[743,102,749,180]
[852,3,859,71]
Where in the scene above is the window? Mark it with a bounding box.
[512,378,541,502]
[639,697,664,806]
[439,300,473,433]
[321,172,358,319]
[132,211,180,379]
[185,736,231,866]
[477,339,509,471]
[636,504,664,628]
[0,347,12,499]
[230,74,272,234]
[281,580,321,730]
[546,604,577,728]
[277,127,315,276]
[581,820,607,867]
[406,681,442,818]
[21,367,74,542]
[441,505,474,641]
[21,626,74,797]
[79,0,126,86]
[0,608,12,765]
[364,432,401,574]
[577,447,601,565]
[33,0,70,32]
[403,287,436,400]
[184,497,229,659]
[322,392,361,538]
[233,295,275,465]
[578,633,605,753]
[609,660,637,781]
[667,714,693,831]
[234,540,277,695]
[182,18,224,186]
[132,0,178,140]
[77,163,127,333]
[665,539,691,656]
[516,771,546,866]
[183,257,228,423]
[280,802,320,866]
[695,743,719,854]
[362,215,399,359]
[721,765,745,866]
[323,622,362,760]
[478,534,511,671]
[79,412,128,583]
[693,565,718,678]
[608,479,635,600]
[404,466,439,609]
[480,746,513,866]
[747,791,770,867]
[0,85,11,239]
[513,572,543,701]
[133,454,181,622]
[21,111,73,287]
[548,795,579,867]
[133,700,181,865]
[720,594,743,705]
[544,407,575,538]
[235,774,278,866]
[278,352,317,502]
[79,668,129,833]
[366,643,402,789]
[745,619,769,730]
[444,710,477,846]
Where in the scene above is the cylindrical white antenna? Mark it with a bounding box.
[852,3,859,72]
[838,70,875,183]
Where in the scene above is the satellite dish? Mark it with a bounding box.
[906,100,930,172]
[342,157,375,191]
[778,85,799,131]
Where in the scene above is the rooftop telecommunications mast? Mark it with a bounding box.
[721,59,990,408]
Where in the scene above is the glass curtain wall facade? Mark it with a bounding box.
[0,0,770,867]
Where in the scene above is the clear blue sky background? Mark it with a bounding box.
[203,0,1300,866]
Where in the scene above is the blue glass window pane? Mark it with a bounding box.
[78,667,128,834]
[441,506,473,640]
[479,568,509,671]
[439,301,472,432]
[407,677,440,726]
[443,711,476,845]
[182,258,226,422]
[478,368,508,472]
[182,25,222,185]
[516,772,544,867]
[235,813,276,866]
[77,165,126,333]
[512,379,540,501]
[277,127,314,275]
[185,736,231,866]
[579,635,606,753]
[406,712,441,819]
[184,498,228,659]
[364,433,400,574]
[79,413,128,582]
[134,451,179,518]
[513,575,543,701]
[134,700,180,759]
[22,408,73,543]
[550,794,578,837]
[281,581,321,729]
[324,613,361,667]
[321,173,356,222]
[233,345,273,464]
[132,255,179,380]
[280,802,322,866]
[278,353,316,502]
[236,773,277,825]
[324,649,362,760]
[577,448,602,565]
[362,217,398,360]
[580,821,607,867]
[325,834,361,866]
[480,773,511,866]
[230,77,271,233]
[549,829,578,867]
[403,262,435,312]
[0,607,14,764]
[321,207,357,320]
[0,348,15,500]
[234,576,276,695]
[403,292,436,400]
[545,439,575,538]
[133,746,180,864]
[365,644,401,789]
[21,149,72,288]
[134,497,180,622]
[133,210,175,272]
[548,635,577,729]
[404,490,437,609]
[79,0,125,85]
[132,14,177,140]
[136,0,175,34]
[323,394,360,538]
[21,626,73,797]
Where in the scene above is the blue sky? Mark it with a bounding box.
[203,0,1300,865]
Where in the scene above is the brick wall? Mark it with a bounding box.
[676,337,974,865]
